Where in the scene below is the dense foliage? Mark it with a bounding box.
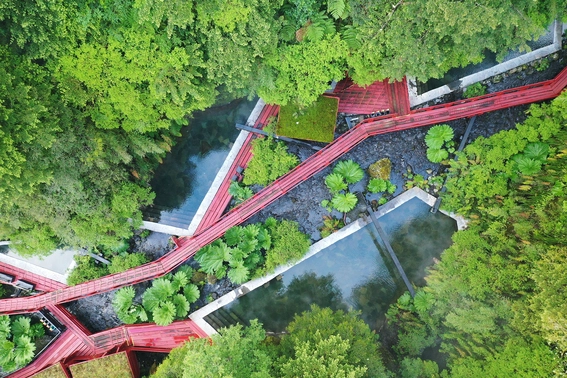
[0,0,563,255]
[242,137,299,186]
[113,266,199,326]
[384,91,567,375]
[67,252,149,286]
[0,315,45,372]
[152,306,389,377]
[194,218,310,283]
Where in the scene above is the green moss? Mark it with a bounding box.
[69,352,133,378]
[368,158,391,180]
[31,363,68,378]
[277,96,338,143]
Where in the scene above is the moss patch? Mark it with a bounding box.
[31,363,68,378]
[69,352,133,378]
[368,158,392,180]
[277,96,338,143]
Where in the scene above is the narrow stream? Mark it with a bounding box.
[205,198,457,332]
[144,98,257,228]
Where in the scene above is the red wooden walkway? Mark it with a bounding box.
[194,104,280,234]
[332,78,410,115]
[3,66,567,377]
[11,305,206,377]
[0,261,67,293]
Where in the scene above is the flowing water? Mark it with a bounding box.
[204,198,457,332]
[144,98,257,228]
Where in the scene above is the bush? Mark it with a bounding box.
[243,137,299,186]
[463,82,486,98]
[108,253,148,274]
[67,255,108,286]
[113,267,200,326]
[0,315,46,371]
[263,218,311,273]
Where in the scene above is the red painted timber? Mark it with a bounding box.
[194,104,280,234]
[0,261,67,292]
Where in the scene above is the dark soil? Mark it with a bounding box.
[135,352,167,378]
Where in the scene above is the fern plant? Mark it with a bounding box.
[333,160,364,184]
[325,173,347,193]
[327,0,348,19]
[331,192,358,213]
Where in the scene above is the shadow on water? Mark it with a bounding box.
[205,197,457,333]
[418,25,556,93]
[145,98,257,228]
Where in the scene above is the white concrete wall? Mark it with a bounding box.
[409,20,565,107]
[189,188,464,336]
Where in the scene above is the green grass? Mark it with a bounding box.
[69,352,133,378]
[31,363,68,378]
[277,96,338,143]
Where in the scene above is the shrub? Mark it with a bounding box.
[108,253,148,274]
[228,182,253,205]
[463,82,486,98]
[67,255,108,286]
[0,315,45,371]
[113,268,200,326]
[333,160,364,184]
[243,137,299,186]
[319,216,345,238]
[263,218,311,273]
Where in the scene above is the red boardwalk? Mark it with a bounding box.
[332,78,391,114]
[0,261,67,293]
[194,104,280,234]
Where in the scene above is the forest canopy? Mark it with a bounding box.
[0,0,565,255]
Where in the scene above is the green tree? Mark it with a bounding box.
[259,34,347,106]
[448,337,556,378]
[153,320,272,378]
[529,247,567,350]
[279,305,390,378]
[279,334,367,378]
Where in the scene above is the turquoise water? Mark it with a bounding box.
[145,98,257,228]
[205,198,457,332]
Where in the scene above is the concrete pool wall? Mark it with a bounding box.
[190,187,466,335]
